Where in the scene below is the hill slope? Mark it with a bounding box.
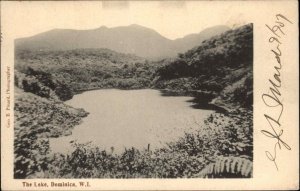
[15,48,157,93]
[155,24,253,110]
[173,25,230,53]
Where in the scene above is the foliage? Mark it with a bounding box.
[14,89,88,178]
[155,24,253,109]
[41,109,252,178]
[15,67,73,101]
[15,49,158,92]
[196,156,253,178]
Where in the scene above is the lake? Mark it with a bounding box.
[49,89,214,154]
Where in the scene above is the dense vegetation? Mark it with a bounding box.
[14,24,253,178]
[155,24,253,110]
[15,49,158,92]
[44,109,252,178]
[14,88,88,178]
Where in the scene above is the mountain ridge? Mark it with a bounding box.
[15,24,230,58]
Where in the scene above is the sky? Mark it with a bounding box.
[2,1,251,40]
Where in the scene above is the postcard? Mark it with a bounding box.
[1,0,299,190]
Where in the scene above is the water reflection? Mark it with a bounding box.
[159,89,226,112]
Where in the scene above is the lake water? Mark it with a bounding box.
[49,89,214,154]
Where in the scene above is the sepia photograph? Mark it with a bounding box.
[13,8,253,180]
[1,0,298,190]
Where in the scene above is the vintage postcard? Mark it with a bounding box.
[1,0,299,190]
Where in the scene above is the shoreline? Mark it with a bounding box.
[73,87,228,113]
[14,84,252,178]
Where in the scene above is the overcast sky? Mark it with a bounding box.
[3,1,251,40]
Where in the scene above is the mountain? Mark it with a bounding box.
[15,24,230,59]
[173,25,230,53]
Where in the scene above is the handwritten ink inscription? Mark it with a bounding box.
[261,14,293,170]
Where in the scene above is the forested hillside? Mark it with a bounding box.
[15,49,158,96]
[155,24,253,110]
[15,24,252,110]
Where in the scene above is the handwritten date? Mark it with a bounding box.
[261,14,293,170]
